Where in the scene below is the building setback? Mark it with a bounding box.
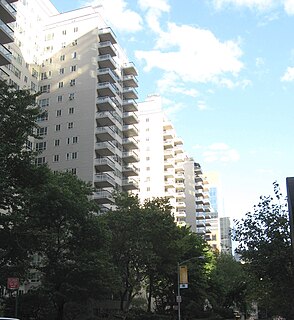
[4,0,139,212]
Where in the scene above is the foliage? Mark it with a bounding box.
[233,182,294,319]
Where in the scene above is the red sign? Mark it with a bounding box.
[7,277,19,290]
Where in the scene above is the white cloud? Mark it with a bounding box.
[284,0,294,14]
[197,101,209,110]
[138,0,170,33]
[213,0,275,11]
[82,0,143,32]
[193,143,240,163]
[157,72,199,97]
[135,23,243,85]
[281,67,294,81]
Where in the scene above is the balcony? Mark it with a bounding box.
[122,137,138,150]
[98,41,116,57]
[196,197,204,204]
[164,169,174,177]
[0,43,11,66]
[164,149,173,159]
[94,173,115,188]
[123,99,138,112]
[174,146,184,155]
[0,19,13,44]
[165,179,175,188]
[95,126,116,141]
[93,190,115,204]
[97,82,117,97]
[176,202,186,208]
[174,137,184,146]
[98,27,117,44]
[163,121,173,130]
[122,164,139,177]
[122,150,139,163]
[164,159,174,168]
[122,177,138,191]
[196,205,204,212]
[164,139,173,149]
[163,129,173,139]
[123,86,138,100]
[123,112,138,125]
[175,182,185,190]
[95,141,115,156]
[123,124,138,138]
[195,182,203,189]
[97,68,118,83]
[122,62,138,76]
[123,74,138,87]
[94,157,115,172]
[97,54,116,70]
[96,111,119,127]
[97,97,116,112]
[0,0,16,23]
[176,192,185,199]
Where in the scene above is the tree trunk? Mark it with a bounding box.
[56,301,65,320]
[147,274,153,312]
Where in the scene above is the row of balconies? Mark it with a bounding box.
[0,0,16,66]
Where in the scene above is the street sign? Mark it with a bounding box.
[7,278,19,290]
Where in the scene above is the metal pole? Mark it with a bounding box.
[15,289,18,318]
[177,262,181,320]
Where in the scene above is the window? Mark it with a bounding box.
[39,98,49,108]
[66,138,70,145]
[69,93,75,100]
[58,81,63,88]
[55,124,61,131]
[35,157,46,166]
[68,122,74,129]
[54,139,60,146]
[60,54,65,61]
[36,112,48,122]
[72,136,78,144]
[70,79,76,86]
[71,168,77,174]
[59,68,64,74]
[53,155,59,162]
[147,187,150,192]
[146,137,149,141]
[66,153,70,160]
[72,39,77,46]
[146,128,149,132]
[62,30,66,35]
[74,27,78,32]
[72,51,77,59]
[57,95,63,102]
[24,76,28,83]
[31,82,37,92]
[35,141,47,151]
[212,234,217,241]
[40,85,50,93]
[36,127,47,136]
[146,167,150,171]
[146,156,150,161]
[56,110,62,117]
[69,107,75,114]
[61,42,66,48]
[72,152,78,159]
[146,118,149,122]
[70,65,77,72]
[32,68,38,78]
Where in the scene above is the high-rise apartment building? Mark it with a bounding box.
[4,0,139,211]
[138,95,187,226]
[220,217,232,254]
[184,159,221,250]
[0,0,17,73]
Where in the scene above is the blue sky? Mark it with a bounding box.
[51,0,294,221]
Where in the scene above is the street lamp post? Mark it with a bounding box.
[177,256,204,320]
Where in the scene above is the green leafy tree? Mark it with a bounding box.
[0,81,41,287]
[233,182,294,319]
[208,254,248,318]
[21,170,114,320]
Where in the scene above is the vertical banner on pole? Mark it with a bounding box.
[179,265,188,289]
